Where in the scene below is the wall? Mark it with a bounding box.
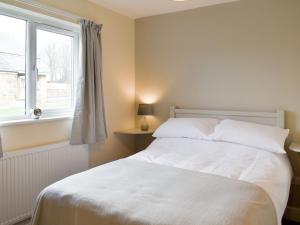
[1,0,135,167]
[135,0,300,142]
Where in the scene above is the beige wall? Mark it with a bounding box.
[1,0,135,167]
[136,0,300,142]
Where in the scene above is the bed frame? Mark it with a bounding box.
[170,106,285,128]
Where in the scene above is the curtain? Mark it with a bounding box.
[0,134,3,158]
[70,19,107,145]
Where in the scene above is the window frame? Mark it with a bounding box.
[0,3,80,122]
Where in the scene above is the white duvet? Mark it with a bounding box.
[130,138,292,224]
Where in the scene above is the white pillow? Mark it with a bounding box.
[153,118,219,140]
[212,119,289,153]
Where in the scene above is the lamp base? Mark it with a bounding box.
[140,116,149,131]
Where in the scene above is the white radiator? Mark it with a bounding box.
[0,142,89,225]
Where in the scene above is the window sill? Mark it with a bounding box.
[0,116,73,127]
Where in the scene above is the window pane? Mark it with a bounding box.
[0,14,26,118]
[36,29,73,110]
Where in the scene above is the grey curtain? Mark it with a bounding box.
[0,134,2,158]
[70,19,107,145]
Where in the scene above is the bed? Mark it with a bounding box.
[31,106,292,225]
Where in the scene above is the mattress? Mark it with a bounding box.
[130,138,293,224]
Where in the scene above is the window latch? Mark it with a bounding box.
[31,107,42,119]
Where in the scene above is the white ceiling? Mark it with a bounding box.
[89,0,239,19]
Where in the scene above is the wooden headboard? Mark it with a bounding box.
[170,106,285,128]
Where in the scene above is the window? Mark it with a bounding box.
[37,29,74,110]
[0,6,79,121]
[0,15,26,118]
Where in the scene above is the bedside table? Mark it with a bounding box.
[114,128,155,135]
[115,128,155,152]
[285,143,300,222]
[288,143,300,179]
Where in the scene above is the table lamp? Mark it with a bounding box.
[137,104,153,131]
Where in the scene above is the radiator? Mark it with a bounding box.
[0,142,89,225]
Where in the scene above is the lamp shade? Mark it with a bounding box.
[137,104,154,116]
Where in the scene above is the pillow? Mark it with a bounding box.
[212,119,289,153]
[153,118,219,140]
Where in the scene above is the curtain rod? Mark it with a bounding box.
[14,0,83,22]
